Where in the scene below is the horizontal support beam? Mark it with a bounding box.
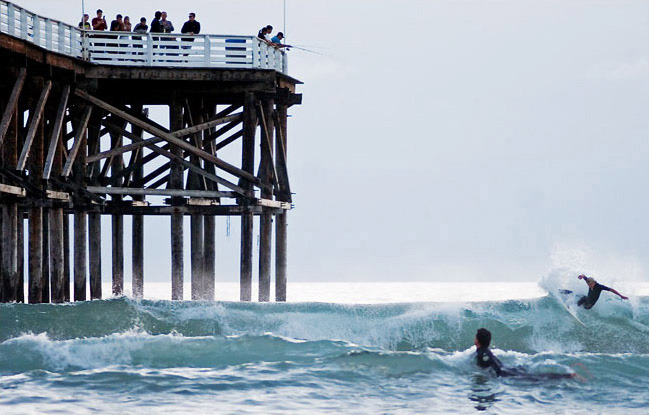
[257,198,292,210]
[87,186,236,199]
[101,204,282,216]
[0,183,26,197]
[46,190,70,201]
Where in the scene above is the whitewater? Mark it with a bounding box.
[1,277,649,414]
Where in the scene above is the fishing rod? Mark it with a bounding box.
[285,45,327,56]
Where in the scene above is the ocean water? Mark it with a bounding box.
[2,278,649,414]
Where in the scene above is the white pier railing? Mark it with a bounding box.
[0,0,288,73]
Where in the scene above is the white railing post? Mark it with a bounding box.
[45,18,52,50]
[282,51,288,74]
[82,31,89,60]
[204,35,211,66]
[146,33,153,66]
[70,27,77,57]
[32,15,41,46]
[7,2,14,36]
[252,38,260,68]
[58,22,65,53]
[19,9,27,40]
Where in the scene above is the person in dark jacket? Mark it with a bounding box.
[181,13,201,36]
[181,12,200,55]
[150,11,163,33]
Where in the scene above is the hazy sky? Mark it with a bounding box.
[10,0,649,285]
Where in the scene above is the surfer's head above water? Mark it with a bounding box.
[475,328,491,348]
[579,274,597,288]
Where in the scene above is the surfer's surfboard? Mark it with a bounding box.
[555,290,587,328]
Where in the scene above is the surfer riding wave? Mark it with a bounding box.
[561,275,628,309]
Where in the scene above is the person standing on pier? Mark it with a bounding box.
[123,16,132,32]
[181,13,201,37]
[92,9,107,31]
[161,12,175,33]
[181,13,200,57]
[79,14,91,30]
[150,11,163,33]
[110,14,125,32]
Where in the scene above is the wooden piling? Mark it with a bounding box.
[131,104,145,299]
[41,206,50,302]
[258,99,275,302]
[240,92,257,301]
[74,212,87,301]
[109,123,125,297]
[87,110,103,300]
[49,208,65,302]
[17,211,24,303]
[112,213,124,296]
[28,207,43,303]
[1,78,19,302]
[275,105,289,302]
[170,99,184,300]
[63,214,70,302]
[88,213,102,299]
[191,214,204,300]
[203,215,215,301]
[1,203,18,301]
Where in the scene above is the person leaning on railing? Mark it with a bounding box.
[78,14,91,30]
[181,12,200,57]
[133,17,148,56]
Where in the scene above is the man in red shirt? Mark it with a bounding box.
[91,9,107,31]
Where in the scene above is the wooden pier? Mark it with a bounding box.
[0,1,301,303]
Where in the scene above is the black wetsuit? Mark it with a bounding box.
[476,346,504,376]
[577,282,610,309]
[476,346,573,379]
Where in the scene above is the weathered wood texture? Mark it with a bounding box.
[258,99,275,302]
[74,212,87,301]
[89,213,102,299]
[170,100,184,300]
[239,92,257,301]
[275,105,289,302]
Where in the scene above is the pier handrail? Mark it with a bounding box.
[0,0,288,73]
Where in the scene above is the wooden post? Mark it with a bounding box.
[109,121,125,296]
[170,98,184,300]
[74,212,87,301]
[112,213,124,296]
[49,208,65,302]
[275,105,289,302]
[28,207,43,303]
[63,214,70,302]
[1,81,19,302]
[88,213,102,299]
[41,206,50,302]
[131,104,145,299]
[240,92,257,301]
[27,79,47,303]
[48,86,68,303]
[17,211,24,303]
[87,111,103,300]
[203,215,215,300]
[191,214,204,300]
[71,105,89,302]
[258,99,275,302]
[202,104,217,301]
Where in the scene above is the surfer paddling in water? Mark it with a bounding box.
[575,275,628,309]
[474,328,575,379]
